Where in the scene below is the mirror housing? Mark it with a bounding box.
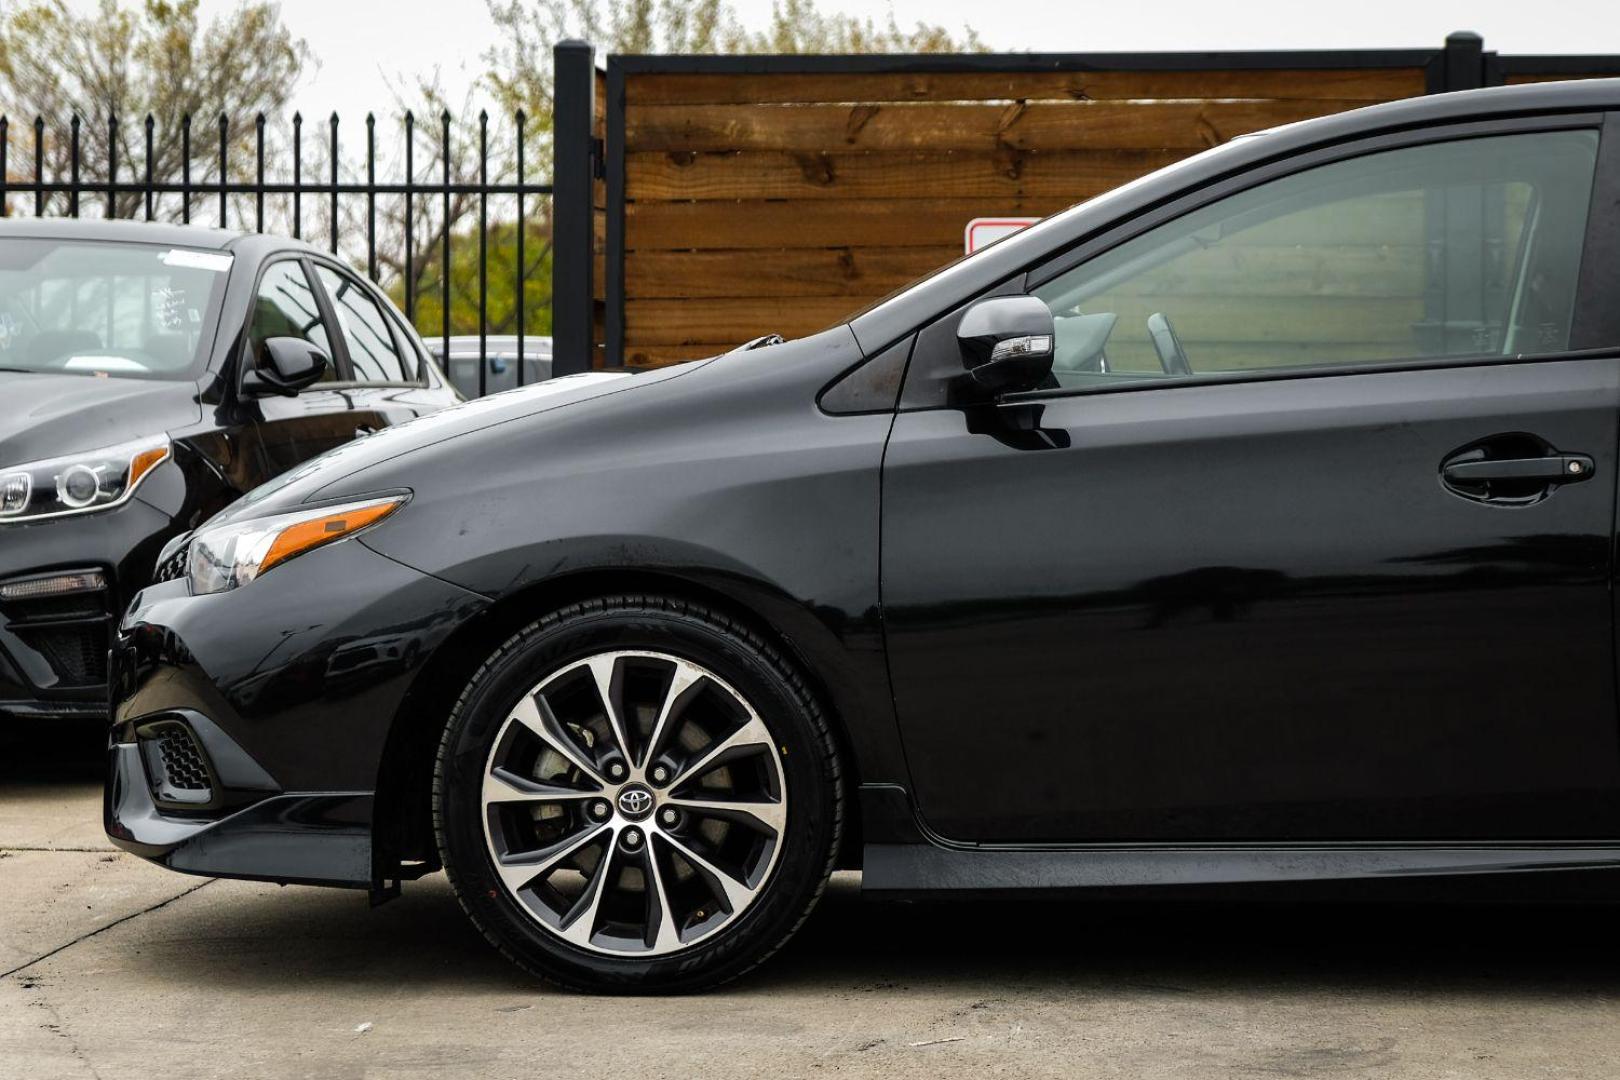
[243,337,330,397]
[957,296,1055,396]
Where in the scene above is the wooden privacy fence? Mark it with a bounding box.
[549,33,1620,370]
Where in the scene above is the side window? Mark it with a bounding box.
[249,260,337,381]
[314,266,414,383]
[1032,131,1600,389]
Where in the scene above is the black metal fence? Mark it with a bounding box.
[0,89,573,394]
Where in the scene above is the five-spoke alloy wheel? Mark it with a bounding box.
[435,596,842,992]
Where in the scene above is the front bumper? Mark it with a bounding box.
[105,534,488,887]
[0,497,178,721]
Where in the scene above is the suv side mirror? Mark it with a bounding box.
[243,337,330,397]
[957,296,1055,396]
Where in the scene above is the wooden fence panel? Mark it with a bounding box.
[617,65,1428,364]
[559,40,1620,368]
[626,148,1187,201]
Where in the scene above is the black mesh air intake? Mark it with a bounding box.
[137,719,216,808]
[15,623,107,686]
[0,567,114,688]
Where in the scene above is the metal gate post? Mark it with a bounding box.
[552,40,597,375]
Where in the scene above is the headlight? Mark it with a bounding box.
[186,495,406,595]
[0,436,170,522]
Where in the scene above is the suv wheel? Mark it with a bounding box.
[434,595,842,992]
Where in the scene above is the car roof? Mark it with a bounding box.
[0,217,241,249]
[850,77,1620,353]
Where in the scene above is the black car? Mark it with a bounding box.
[111,79,1620,992]
[0,220,459,723]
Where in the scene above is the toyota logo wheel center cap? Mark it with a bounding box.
[617,784,655,820]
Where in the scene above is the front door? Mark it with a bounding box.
[881,124,1620,843]
[233,256,380,485]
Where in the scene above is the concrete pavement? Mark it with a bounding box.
[5,726,1620,1079]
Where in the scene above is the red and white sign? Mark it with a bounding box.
[964,217,1039,254]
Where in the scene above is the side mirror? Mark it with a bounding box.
[243,337,329,397]
[957,296,1055,396]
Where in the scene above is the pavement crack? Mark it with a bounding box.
[0,877,216,981]
[29,991,105,1080]
[0,846,118,853]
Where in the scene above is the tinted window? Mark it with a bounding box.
[249,260,337,382]
[1032,131,1599,389]
[315,266,414,383]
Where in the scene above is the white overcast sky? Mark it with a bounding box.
[80,0,1620,122]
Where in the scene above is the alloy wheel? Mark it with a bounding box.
[480,650,788,956]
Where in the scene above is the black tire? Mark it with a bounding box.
[433,594,843,993]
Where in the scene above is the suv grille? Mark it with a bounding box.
[0,568,113,688]
[18,623,106,685]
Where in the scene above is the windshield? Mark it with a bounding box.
[0,238,232,380]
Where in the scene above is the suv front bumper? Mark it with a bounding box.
[0,497,177,721]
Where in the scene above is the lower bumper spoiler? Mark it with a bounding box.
[105,742,374,889]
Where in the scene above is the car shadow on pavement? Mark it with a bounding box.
[765,883,1620,1000]
[0,719,105,783]
[106,869,1620,999]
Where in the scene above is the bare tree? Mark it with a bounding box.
[0,0,308,219]
[484,0,982,171]
[387,104,550,338]
[320,0,978,333]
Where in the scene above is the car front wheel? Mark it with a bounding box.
[434,595,843,992]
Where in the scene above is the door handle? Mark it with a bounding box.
[1441,454,1593,484]
[1439,435,1595,506]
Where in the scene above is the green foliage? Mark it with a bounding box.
[393,222,554,339]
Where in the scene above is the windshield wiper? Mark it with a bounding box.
[731,334,785,353]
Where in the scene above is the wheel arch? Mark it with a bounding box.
[371,566,870,885]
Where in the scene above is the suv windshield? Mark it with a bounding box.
[0,238,232,380]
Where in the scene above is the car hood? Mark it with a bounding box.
[0,372,201,465]
[207,367,694,526]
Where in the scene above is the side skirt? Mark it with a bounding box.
[862,840,1620,900]
[857,785,1620,901]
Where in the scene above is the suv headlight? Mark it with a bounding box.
[0,436,170,522]
[187,495,406,595]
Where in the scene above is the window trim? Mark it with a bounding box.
[303,256,430,389]
[899,113,1614,409]
[1571,112,1620,350]
[1000,345,1620,405]
[236,252,352,392]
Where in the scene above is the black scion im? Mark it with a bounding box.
[111,79,1620,993]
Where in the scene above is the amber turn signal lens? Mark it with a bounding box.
[260,499,403,575]
[129,446,170,487]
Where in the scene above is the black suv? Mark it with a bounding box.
[0,220,459,721]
